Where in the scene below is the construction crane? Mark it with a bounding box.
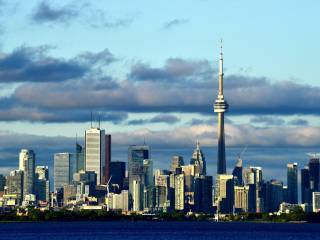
[236,145,248,165]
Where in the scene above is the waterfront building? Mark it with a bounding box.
[194,175,213,213]
[265,179,283,213]
[143,159,154,210]
[128,145,149,197]
[5,170,24,205]
[19,149,35,198]
[0,174,6,191]
[190,141,206,176]
[174,173,185,211]
[85,127,106,185]
[35,166,49,202]
[215,174,234,214]
[301,166,311,204]
[171,156,184,173]
[132,180,144,211]
[312,192,320,213]
[154,172,170,211]
[109,161,126,193]
[106,190,129,212]
[243,167,264,212]
[234,185,249,213]
[54,153,75,190]
[63,184,77,206]
[287,163,298,204]
[214,42,229,175]
[73,170,97,199]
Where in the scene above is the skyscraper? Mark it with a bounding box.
[105,134,111,184]
[128,145,149,196]
[232,159,243,186]
[35,166,50,202]
[76,143,85,173]
[109,161,126,193]
[190,140,206,176]
[215,174,234,214]
[287,163,298,204]
[54,153,75,190]
[308,157,319,191]
[85,127,106,185]
[301,166,311,204]
[5,170,24,205]
[19,149,35,198]
[214,42,229,175]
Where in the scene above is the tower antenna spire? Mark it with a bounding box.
[91,111,93,128]
[98,112,101,129]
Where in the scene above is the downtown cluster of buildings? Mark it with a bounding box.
[0,45,320,215]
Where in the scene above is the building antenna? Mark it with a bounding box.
[90,111,93,128]
[98,112,101,129]
[76,133,78,145]
[143,136,146,145]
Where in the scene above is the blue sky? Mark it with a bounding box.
[0,0,319,180]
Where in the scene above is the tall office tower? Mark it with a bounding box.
[215,174,234,214]
[154,171,170,211]
[143,159,153,210]
[243,166,264,212]
[143,159,154,210]
[128,145,149,196]
[109,161,126,193]
[5,170,24,205]
[171,156,184,173]
[265,179,283,212]
[234,185,249,213]
[214,43,229,175]
[174,173,185,211]
[0,174,6,191]
[35,166,50,202]
[308,157,319,191]
[85,127,106,185]
[76,143,85,172]
[287,163,298,204]
[105,134,111,183]
[19,149,35,198]
[194,176,213,213]
[232,159,243,186]
[182,164,196,211]
[54,153,75,190]
[301,166,311,204]
[190,141,206,176]
[312,192,320,213]
[132,180,144,211]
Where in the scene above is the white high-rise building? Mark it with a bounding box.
[19,149,35,198]
[85,128,105,185]
[132,180,144,211]
[313,192,320,213]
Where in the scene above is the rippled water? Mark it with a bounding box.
[0,221,319,240]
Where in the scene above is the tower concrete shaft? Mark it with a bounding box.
[214,41,229,174]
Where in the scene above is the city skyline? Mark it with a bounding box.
[0,1,320,186]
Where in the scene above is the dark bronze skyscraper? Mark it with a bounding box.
[214,42,229,174]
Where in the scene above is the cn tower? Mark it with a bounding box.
[214,41,229,174]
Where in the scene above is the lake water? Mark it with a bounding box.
[0,221,319,240]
